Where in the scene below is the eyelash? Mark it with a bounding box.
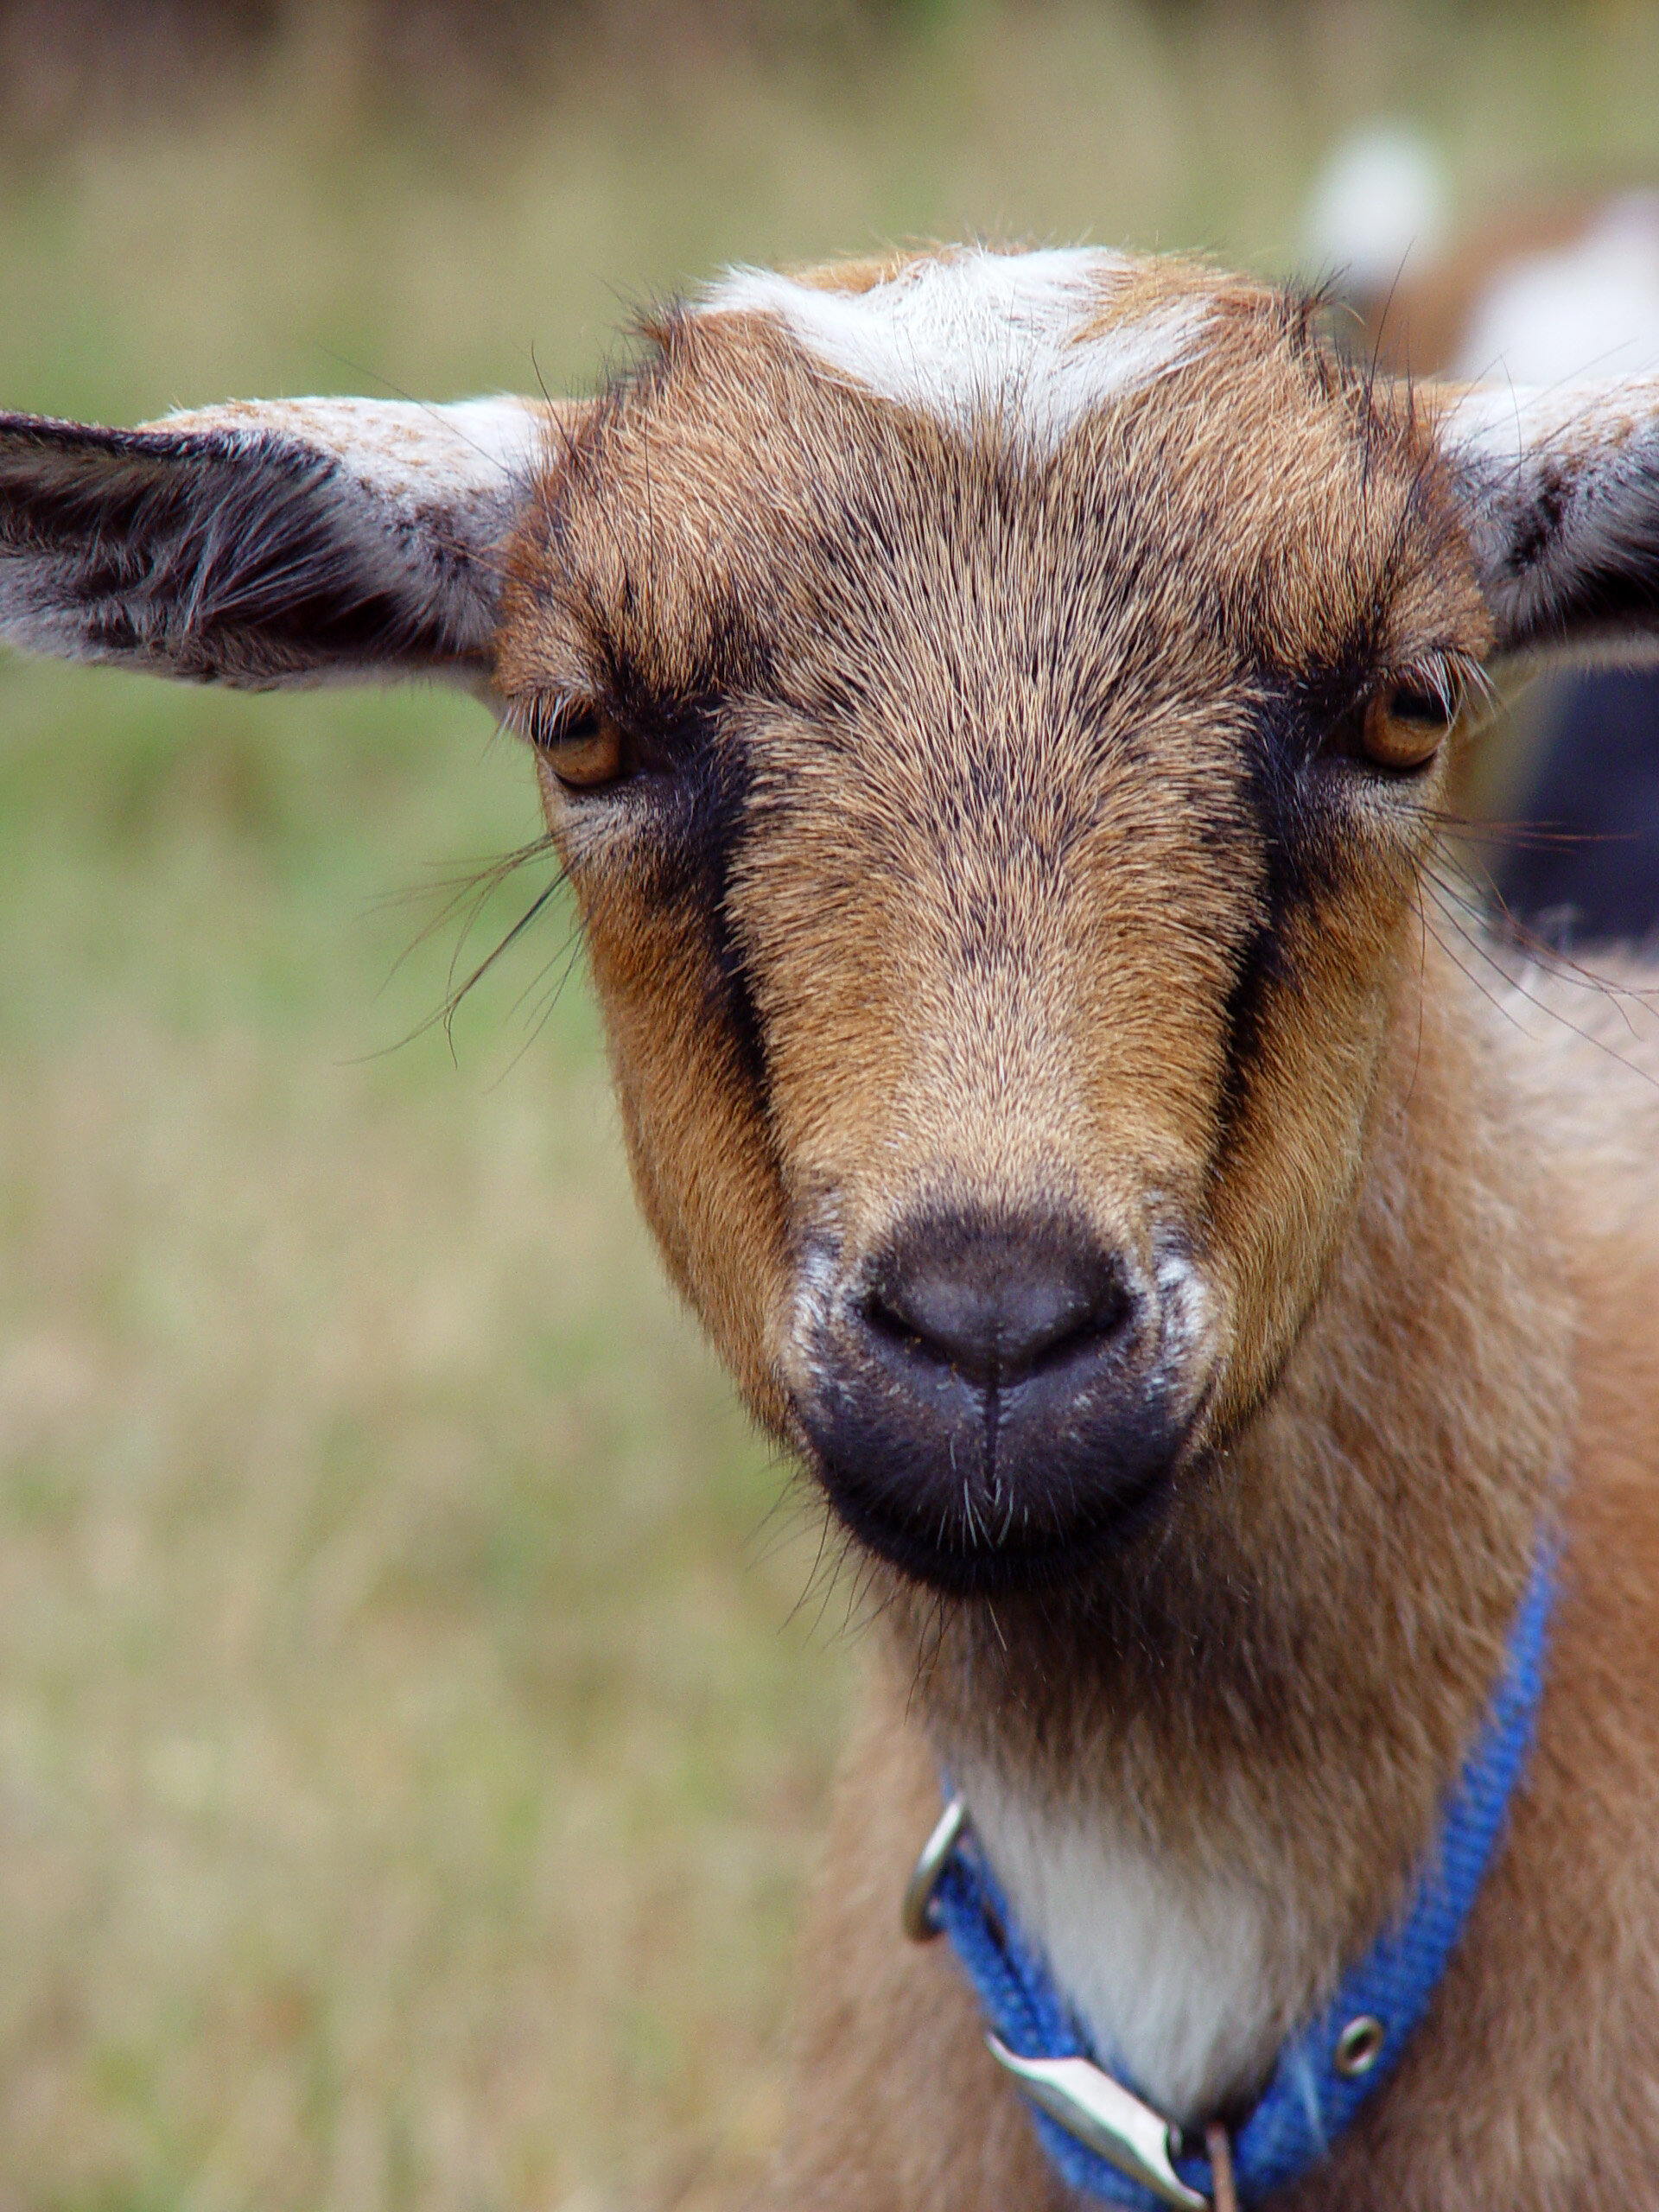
[519,684,721,798]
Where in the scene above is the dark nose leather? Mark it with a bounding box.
[801,1206,1184,1592]
[864,1217,1131,1386]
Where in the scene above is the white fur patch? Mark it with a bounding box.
[781,1236,842,1395]
[1438,377,1659,470]
[156,395,547,518]
[704,250,1208,449]
[1152,1244,1216,1390]
[957,1766,1288,2126]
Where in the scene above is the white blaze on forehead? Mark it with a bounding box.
[704,249,1210,447]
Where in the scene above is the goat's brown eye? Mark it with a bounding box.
[1360,682,1457,771]
[524,701,627,791]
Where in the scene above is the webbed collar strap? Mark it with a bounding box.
[902,1543,1556,2208]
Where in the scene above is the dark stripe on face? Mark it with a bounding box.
[698,748,770,1106]
[594,716,771,1108]
[1211,690,1343,1169]
[580,591,777,1109]
[636,723,770,1111]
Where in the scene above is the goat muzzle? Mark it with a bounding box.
[791,1206,1205,1593]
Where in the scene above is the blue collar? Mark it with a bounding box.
[905,1542,1556,2209]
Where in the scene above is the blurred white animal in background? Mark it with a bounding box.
[1302,121,1450,303]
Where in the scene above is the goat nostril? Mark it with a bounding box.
[861,1222,1135,1387]
[861,1293,929,1355]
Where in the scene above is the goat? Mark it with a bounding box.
[5,245,1659,2209]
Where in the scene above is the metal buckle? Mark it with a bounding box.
[986,2038,1211,2211]
[901,1793,969,1942]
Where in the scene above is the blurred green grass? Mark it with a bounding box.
[5,6,1659,2209]
[0,658,842,2212]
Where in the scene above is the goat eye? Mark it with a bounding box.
[525,702,628,791]
[1359,682,1457,771]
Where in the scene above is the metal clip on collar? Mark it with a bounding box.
[901,1794,970,1942]
[984,2039,1210,2212]
[902,1795,1211,2211]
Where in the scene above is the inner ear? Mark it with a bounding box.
[0,397,569,690]
[1436,378,1659,664]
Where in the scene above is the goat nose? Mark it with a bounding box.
[804,1210,1191,1592]
[864,1218,1132,1386]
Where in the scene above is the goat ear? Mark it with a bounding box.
[0,396,563,689]
[1438,379,1659,663]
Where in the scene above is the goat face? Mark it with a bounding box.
[16,246,1640,1598]
[496,255,1491,1594]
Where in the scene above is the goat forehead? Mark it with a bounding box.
[700,247,1212,448]
[512,261,1485,718]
